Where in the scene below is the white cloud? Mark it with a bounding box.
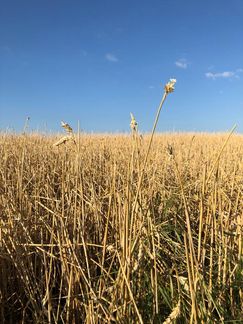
[205,69,242,80]
[175,58,188,69]
[205,71,234,79]
[105,53,119,62]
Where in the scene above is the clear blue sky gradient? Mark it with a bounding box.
[0,0,243,133]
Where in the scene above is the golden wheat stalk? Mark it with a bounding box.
[162,299,181,324]
[53,135,72,147]
[61,121,73,134]
[53,121,76,147]
[177,276,189,293]
[130,113,138,132]
[22,116,30,134]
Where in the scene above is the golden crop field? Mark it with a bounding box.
[0,130,242,323]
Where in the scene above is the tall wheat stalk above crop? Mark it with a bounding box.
[133,78,176,210]
[53,121,76,147]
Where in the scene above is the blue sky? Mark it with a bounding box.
[0,0,243,133]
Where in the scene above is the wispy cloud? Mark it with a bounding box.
[205,68,243,80]
[175,58,188,69]
[205,71,234,79]
[105,53,119,63]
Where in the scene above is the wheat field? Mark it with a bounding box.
[0,131,242,323]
